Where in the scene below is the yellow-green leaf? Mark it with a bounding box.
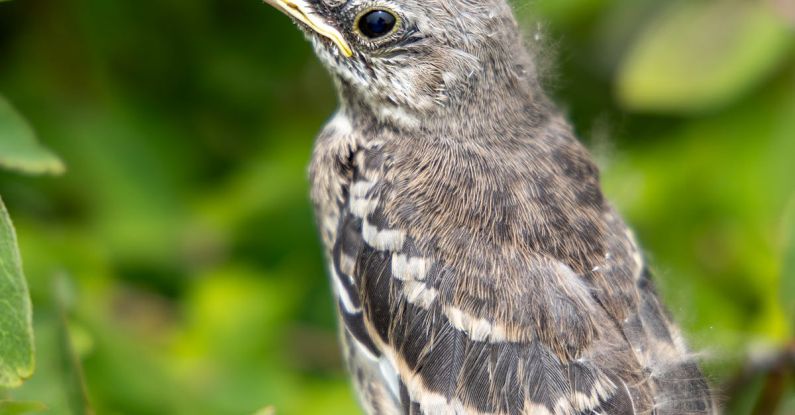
[0,401,47,415]
[0,197,35,388]
[0,95,65,175]
[783,196,795,333]
[616,0,794,114]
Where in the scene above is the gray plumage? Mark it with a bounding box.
[265,0,714,413]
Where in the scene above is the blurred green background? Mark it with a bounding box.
[0,0,793,413]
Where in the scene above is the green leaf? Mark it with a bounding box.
[522,0,609,26]
[0,401,47,415]
[0,197,35,388]
[0,95,65,175]
[54,275,94,415]
[782,196,795,332]
[616,0,794,114]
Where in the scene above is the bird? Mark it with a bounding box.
[263,0,715,413]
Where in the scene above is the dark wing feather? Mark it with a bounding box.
[330,133,712,414]
[331,167,642,414]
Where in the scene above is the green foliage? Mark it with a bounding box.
[783,198,795,330]
[0,401,47,415]
[0,198,34,388]
[53,276,93,415]
[0,0,792,413]
[0,64,67,411]
[0,93,64,408]
[0,96,65,175]
[616,1,793,114]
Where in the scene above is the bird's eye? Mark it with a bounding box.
[357,9,398,39]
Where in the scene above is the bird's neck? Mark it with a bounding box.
[336,36,552,137]
[337,64,553,140]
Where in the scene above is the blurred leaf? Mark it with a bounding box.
[524,0,609,26]
[0,197,34,388]
[783,196,795,330]
[0,401,47,415]
[617,0,794,113]
[0,95,65,175]
[54,275,94,415]
[252,406,275,415]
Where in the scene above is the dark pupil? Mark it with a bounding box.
[359,10,396,38]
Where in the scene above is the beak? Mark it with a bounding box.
[264,0,353,58]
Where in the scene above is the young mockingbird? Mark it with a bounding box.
[264,0,714,413]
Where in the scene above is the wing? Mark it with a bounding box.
[328,141,633,414]
[324,124,712,414]
[334,191,641,413]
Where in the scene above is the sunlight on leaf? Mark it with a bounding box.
[252,406,276,415]
[0,401,47,415]
[0,95,65,175]
[616,0,794,114]
[0,197,35,388]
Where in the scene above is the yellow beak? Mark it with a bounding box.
[264,0,353,58]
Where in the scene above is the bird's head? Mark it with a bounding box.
[265,0,539,128]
